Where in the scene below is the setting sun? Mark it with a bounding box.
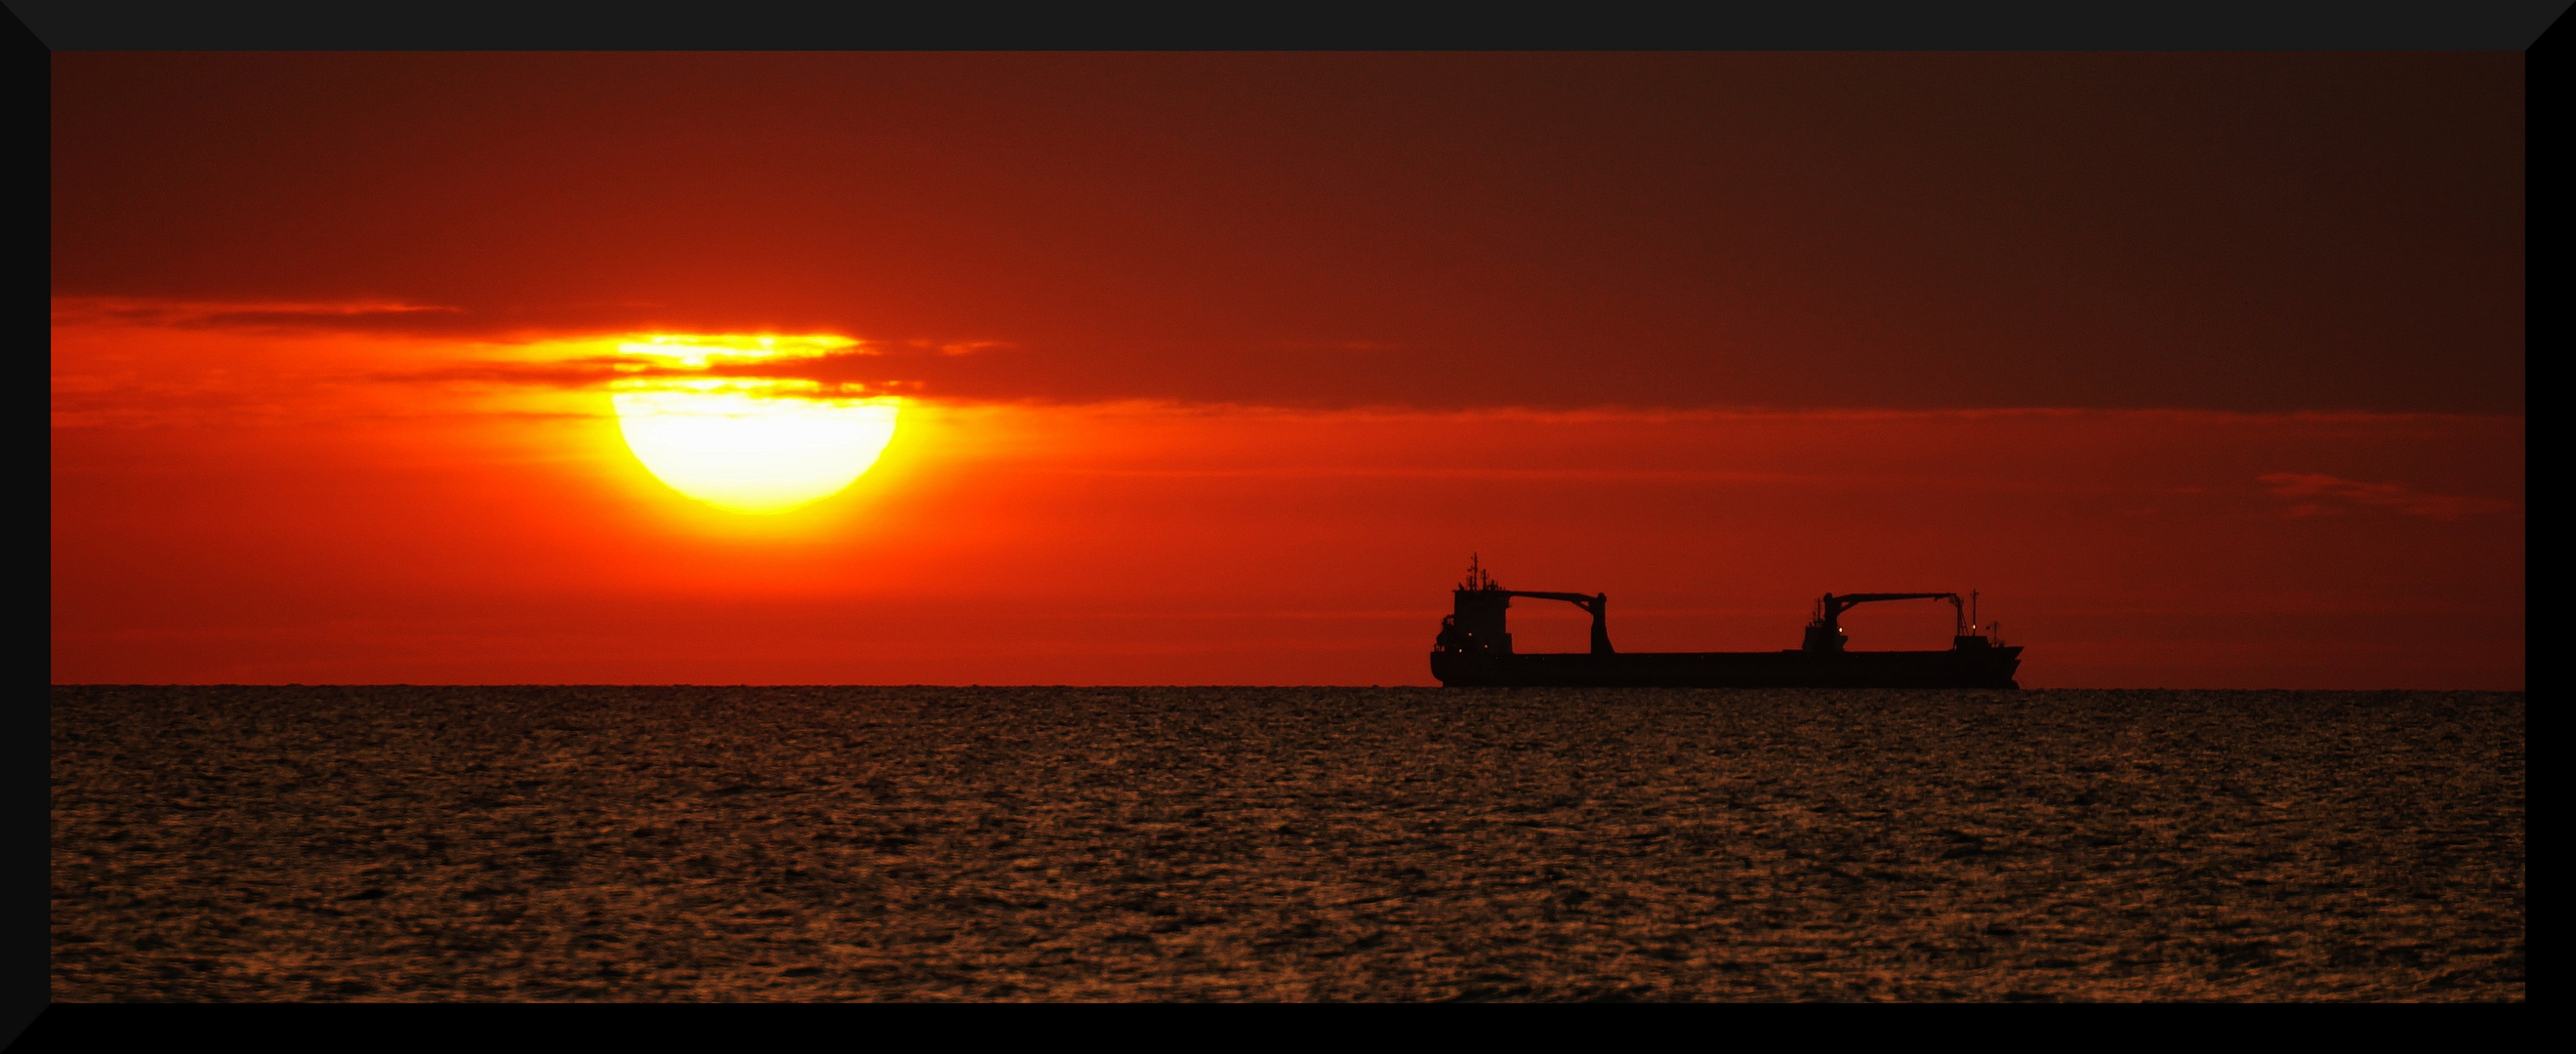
[608,335,899,513]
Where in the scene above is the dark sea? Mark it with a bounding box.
[50,686,2524,1001]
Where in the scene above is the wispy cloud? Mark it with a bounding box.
[1272,339,1404,353]
[54,297,1001,398]
[375,351,927,398]
[904,339,1012,356]
[2259,472,2518,520]
[52,297,465,332]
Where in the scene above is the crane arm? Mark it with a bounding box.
[1496,589,1613,655]
[1825,591,1960,616]
[1503,590,1603,606]
[1809,592,1965,650]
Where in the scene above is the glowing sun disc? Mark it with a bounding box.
[613,388,899,514]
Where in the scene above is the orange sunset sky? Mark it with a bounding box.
[51,53,2524,688]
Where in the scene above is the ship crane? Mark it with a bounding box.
[1496,590,1613,655]
[1802,592,1962,653]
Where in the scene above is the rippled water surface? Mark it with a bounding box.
[51,686,2524,1001]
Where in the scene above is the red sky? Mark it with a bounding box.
[51,54,2524,687]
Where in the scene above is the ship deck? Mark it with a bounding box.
[1432,647,2023,689]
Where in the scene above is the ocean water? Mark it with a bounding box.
[50,686,2524,1001]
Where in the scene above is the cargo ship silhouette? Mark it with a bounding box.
[1430,557,2023,688]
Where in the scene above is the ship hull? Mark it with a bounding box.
[1431,646,2023,689]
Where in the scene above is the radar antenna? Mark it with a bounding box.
[1462,553,1499,591]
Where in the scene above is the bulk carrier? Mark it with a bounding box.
[1429,558,2023,689]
